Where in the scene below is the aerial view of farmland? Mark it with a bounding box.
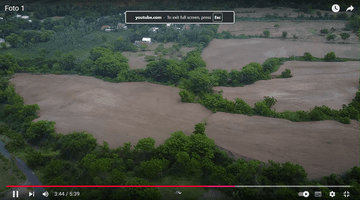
[0,0,359,199]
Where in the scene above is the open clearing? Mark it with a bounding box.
[11,74,212,149]
[218,21,358,44]
[11,73,359,179]
[123,43,195,69]
[214,61,359,112]
[201,38,359,71]
[205,112,359,179]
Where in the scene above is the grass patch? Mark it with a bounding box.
[308,28,317,35]
[0,154,26,193]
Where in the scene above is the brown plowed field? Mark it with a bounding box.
[201,39,359,71]
[205,112,359,179]
[11,71,359,179]
[11,74,212,148]
[214,61,359,112]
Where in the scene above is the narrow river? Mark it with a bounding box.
[0,140,48,200]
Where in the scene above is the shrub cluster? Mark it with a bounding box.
[303,52,315,61]
[263,30,270,38]
[280,69,293,78]
[320,28,329,34]
[324,52,336,61]
[326,34,336,42]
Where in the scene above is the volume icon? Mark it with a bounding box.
[42,191,49,197]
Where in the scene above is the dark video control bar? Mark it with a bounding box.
[125,11,235,24]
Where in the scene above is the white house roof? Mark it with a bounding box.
[16,15,21,18]
[166,23,171,27]
[0,38,5,43]
[0,17,3,20]
[142,37,151,42]
[28,20,32,23]
[21,16,29,19]
[149,27,159,32]
[104,28,113,31]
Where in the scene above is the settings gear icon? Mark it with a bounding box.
[329,191,336,197]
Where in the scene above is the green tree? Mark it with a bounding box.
[43,159,69,182]
[93,54,129,78]
[263,30,270,38]
[186,67,218,94]
[110,178,161,200]
[0,53,19,74]
[326,34,336,42]
[145,59,169,82]
[135,137,156,152]
[184,51,206,71]
[189,133,216,159]
[159,131,191,158]
[179,89,196,103]
[324,52,336,61]
[26,150,45,169]
[140,158,170,178]
[140,44,147,51]
[110,169,126,185]
[303,52,315,61]
[78,59,94,75]
[193,123,205,135]
[81,153,112,178]
[320,28,329,34]
[59,131,97,160]
[60,53,76,71]
[165,60,188,84]
[263,160,308,185]
[280,69,293,78]
[5,33,22,48]
[241,62,263,84]
[211,69,229,86]
[340,33,350,43]
[90,47,113,61]
[113,36,136,52]
[26,120,55,145]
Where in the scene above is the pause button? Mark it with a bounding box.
[13,190,19,198]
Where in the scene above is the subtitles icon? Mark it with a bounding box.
[314,191,322,197]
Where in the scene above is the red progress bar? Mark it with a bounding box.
[7,185,236,188]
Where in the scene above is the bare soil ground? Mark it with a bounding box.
[10,72,359,179]
[11,74,212,149]
[201,39,359,71]
[234,7,351,18]
[218,21,358,44]
[205,112,359,179]
[123,43,195,69]
[214,61,359,112]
